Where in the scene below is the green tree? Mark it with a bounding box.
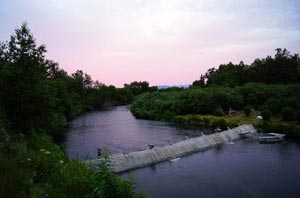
[192,48,300,88]
[0,23,64,133]
[124,81,157,96]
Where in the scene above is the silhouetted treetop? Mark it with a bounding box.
[193,48,300,87]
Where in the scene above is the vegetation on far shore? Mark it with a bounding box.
[172,112,300,138]
[131,49,300,138]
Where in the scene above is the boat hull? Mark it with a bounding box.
[258,133,285,143]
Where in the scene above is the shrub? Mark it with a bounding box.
[173,116,186,123]
[213,107,224,116]
[281,107,297,121]
[261,109,271,121]
[212,119,227,130]
[0,132,138,198]
[203,117,210,125]
[257,122,300,138]
[243,105,251,117]
[188,115,201,122]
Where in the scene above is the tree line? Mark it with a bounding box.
[0,23,156,137]
[132,83,300,121]
[131,49,300,136]
[192,48,300,87]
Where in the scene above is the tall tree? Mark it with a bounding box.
[0,23,63,132]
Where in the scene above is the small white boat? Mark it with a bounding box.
[258,133,285,143]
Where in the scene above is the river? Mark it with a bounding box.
[65,105,300,198]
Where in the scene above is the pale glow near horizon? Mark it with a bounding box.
[1,0,300,87]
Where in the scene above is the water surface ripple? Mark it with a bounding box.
[65,105,300,197]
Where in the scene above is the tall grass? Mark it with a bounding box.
[0,130,142,197]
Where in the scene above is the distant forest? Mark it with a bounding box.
[192,48,300,87]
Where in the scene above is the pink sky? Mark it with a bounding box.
[1,0,300,87]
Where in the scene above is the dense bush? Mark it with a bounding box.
[0,131,140,197]
[131,84,300,122]
[261,110,271,121]
[257,121,300,138]
[213,107,224,116]
[281,107,297,121]
[212,119,228,130]
[203,117,210,126]
[243,105,252,117]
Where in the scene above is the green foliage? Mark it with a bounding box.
[131,82,300,138]
[213,107,224,116]
[243,105,252,117]
[0,131,138,197]
[262,96,300,115]
[91,159,138,198]
[0,24,140,197]
[173,116,187,123]
[261,110,271,121]
[0,23,59,132]
[212,119,228,130]
[132,83,300,122]
[188,115,201,122]
[192,48,300,87]
[281,107,297,121]
[131,86,244,120]
[0,23,140,134]
[203,117,210,126]
[257,121,300,138]
[124,81,157,96]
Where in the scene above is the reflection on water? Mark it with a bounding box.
[120,139,300,198]
[65,105,209,160]
[65,105,300,197]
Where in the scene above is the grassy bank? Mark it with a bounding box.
[136,110,300,139]
[0,129,144,197]
[176,112,300,138]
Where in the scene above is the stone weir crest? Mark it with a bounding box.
[87,124,256,173]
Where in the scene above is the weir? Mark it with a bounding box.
[88,124,256,173]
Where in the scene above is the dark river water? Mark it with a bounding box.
[65,105,300,198]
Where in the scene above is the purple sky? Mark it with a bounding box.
[1,0,300,87]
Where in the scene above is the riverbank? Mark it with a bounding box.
[174,112,300,139]
[130,83,300,139]
[133,110,300,139]
[0,129,141,197]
